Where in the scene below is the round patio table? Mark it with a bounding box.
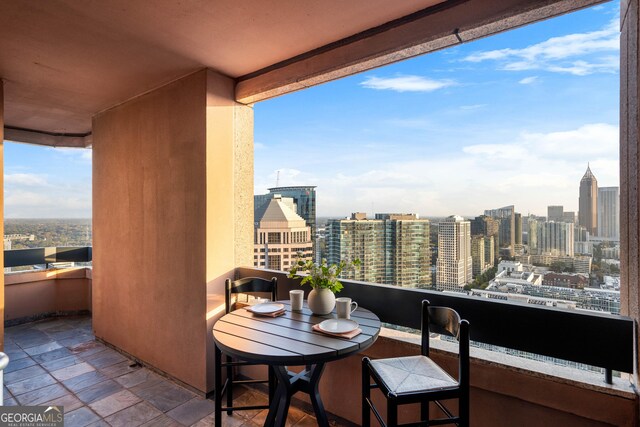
[213,300,381,427]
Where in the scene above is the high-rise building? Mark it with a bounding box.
[515,213,522,245]
[255,186,317,253]
[471,236,486,278]
[563,212,576,224]
[598,186,620,240]
[548,206,564,222]
[579,165,598,236]
[528,217,539,254]
[537,221,574,257]
[484,235,495,268]
[436,215,472,291]
[471,215,500,260]
[327,213,430,288]
[484,205,515,255]
[254,195,313,271]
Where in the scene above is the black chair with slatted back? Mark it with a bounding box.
[216,277,277,418]
[362,299,470,427]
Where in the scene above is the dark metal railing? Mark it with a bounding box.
[4,247,92,269]
[238,267,635,384]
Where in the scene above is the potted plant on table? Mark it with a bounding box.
[288,257,361,315]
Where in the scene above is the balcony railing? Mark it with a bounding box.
[238,266,634,384]
[4,246,92,269]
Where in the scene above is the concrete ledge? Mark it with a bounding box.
[4,267,92,323]
[316,330,639,426]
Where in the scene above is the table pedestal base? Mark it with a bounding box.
[265,364,329,427]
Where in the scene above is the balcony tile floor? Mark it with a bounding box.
[3,316,354,427]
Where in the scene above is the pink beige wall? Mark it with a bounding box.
[92,69,252,393]
[4,268,91,321]
[620,0,640,388]
[321,337,637,426]
[0,81,3,350]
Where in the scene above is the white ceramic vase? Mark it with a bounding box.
[307,288,336,315]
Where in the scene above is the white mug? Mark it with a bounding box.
[336,297,358,319]
[290,290,304,311]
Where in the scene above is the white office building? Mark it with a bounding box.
[598,186,620,241]
[537,221,574,257]
[436,215,472,292]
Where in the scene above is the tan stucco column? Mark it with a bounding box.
[620,0,640,387]
[92,69,253,393]
[0,80,5,351]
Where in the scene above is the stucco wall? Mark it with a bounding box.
[4,268,91,321]
[0,81,4,350]
[93,70,209,390]
[93,69,253,393]
[255,334,637,426]
[620,0,640,390]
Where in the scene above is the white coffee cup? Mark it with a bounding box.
[290,290,304,311]
[336,297,358,319]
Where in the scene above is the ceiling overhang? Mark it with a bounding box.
[0,0,607,148]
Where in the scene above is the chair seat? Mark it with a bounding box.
[370,355,457,395]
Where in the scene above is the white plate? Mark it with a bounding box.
[318,319,359,334]
[249,303,285,314]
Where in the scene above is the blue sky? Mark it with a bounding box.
[4,143,91,218]
[255,2,620,218]
[3,2,619,218]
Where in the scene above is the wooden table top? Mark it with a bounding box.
[213,301,381,365]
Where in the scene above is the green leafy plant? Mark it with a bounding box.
[288,257,361,293]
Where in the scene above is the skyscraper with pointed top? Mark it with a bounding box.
[579,164,598,236]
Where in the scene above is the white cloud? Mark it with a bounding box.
[281,122,619,217]
[5,173,48,186]
[4,189,91,217]
[254,142,266,150]
[459,104,487,110]
[463,19,619,75]
[519,76,539,84]
[360,75,455,92]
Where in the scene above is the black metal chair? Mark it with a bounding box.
[214,277,277,423]
[362,299,470,427]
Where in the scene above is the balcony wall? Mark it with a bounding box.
[325,334,637,427]
[4,268,91,323]
[237,267,638,426]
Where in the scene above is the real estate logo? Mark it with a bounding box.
[0,406,64,427]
